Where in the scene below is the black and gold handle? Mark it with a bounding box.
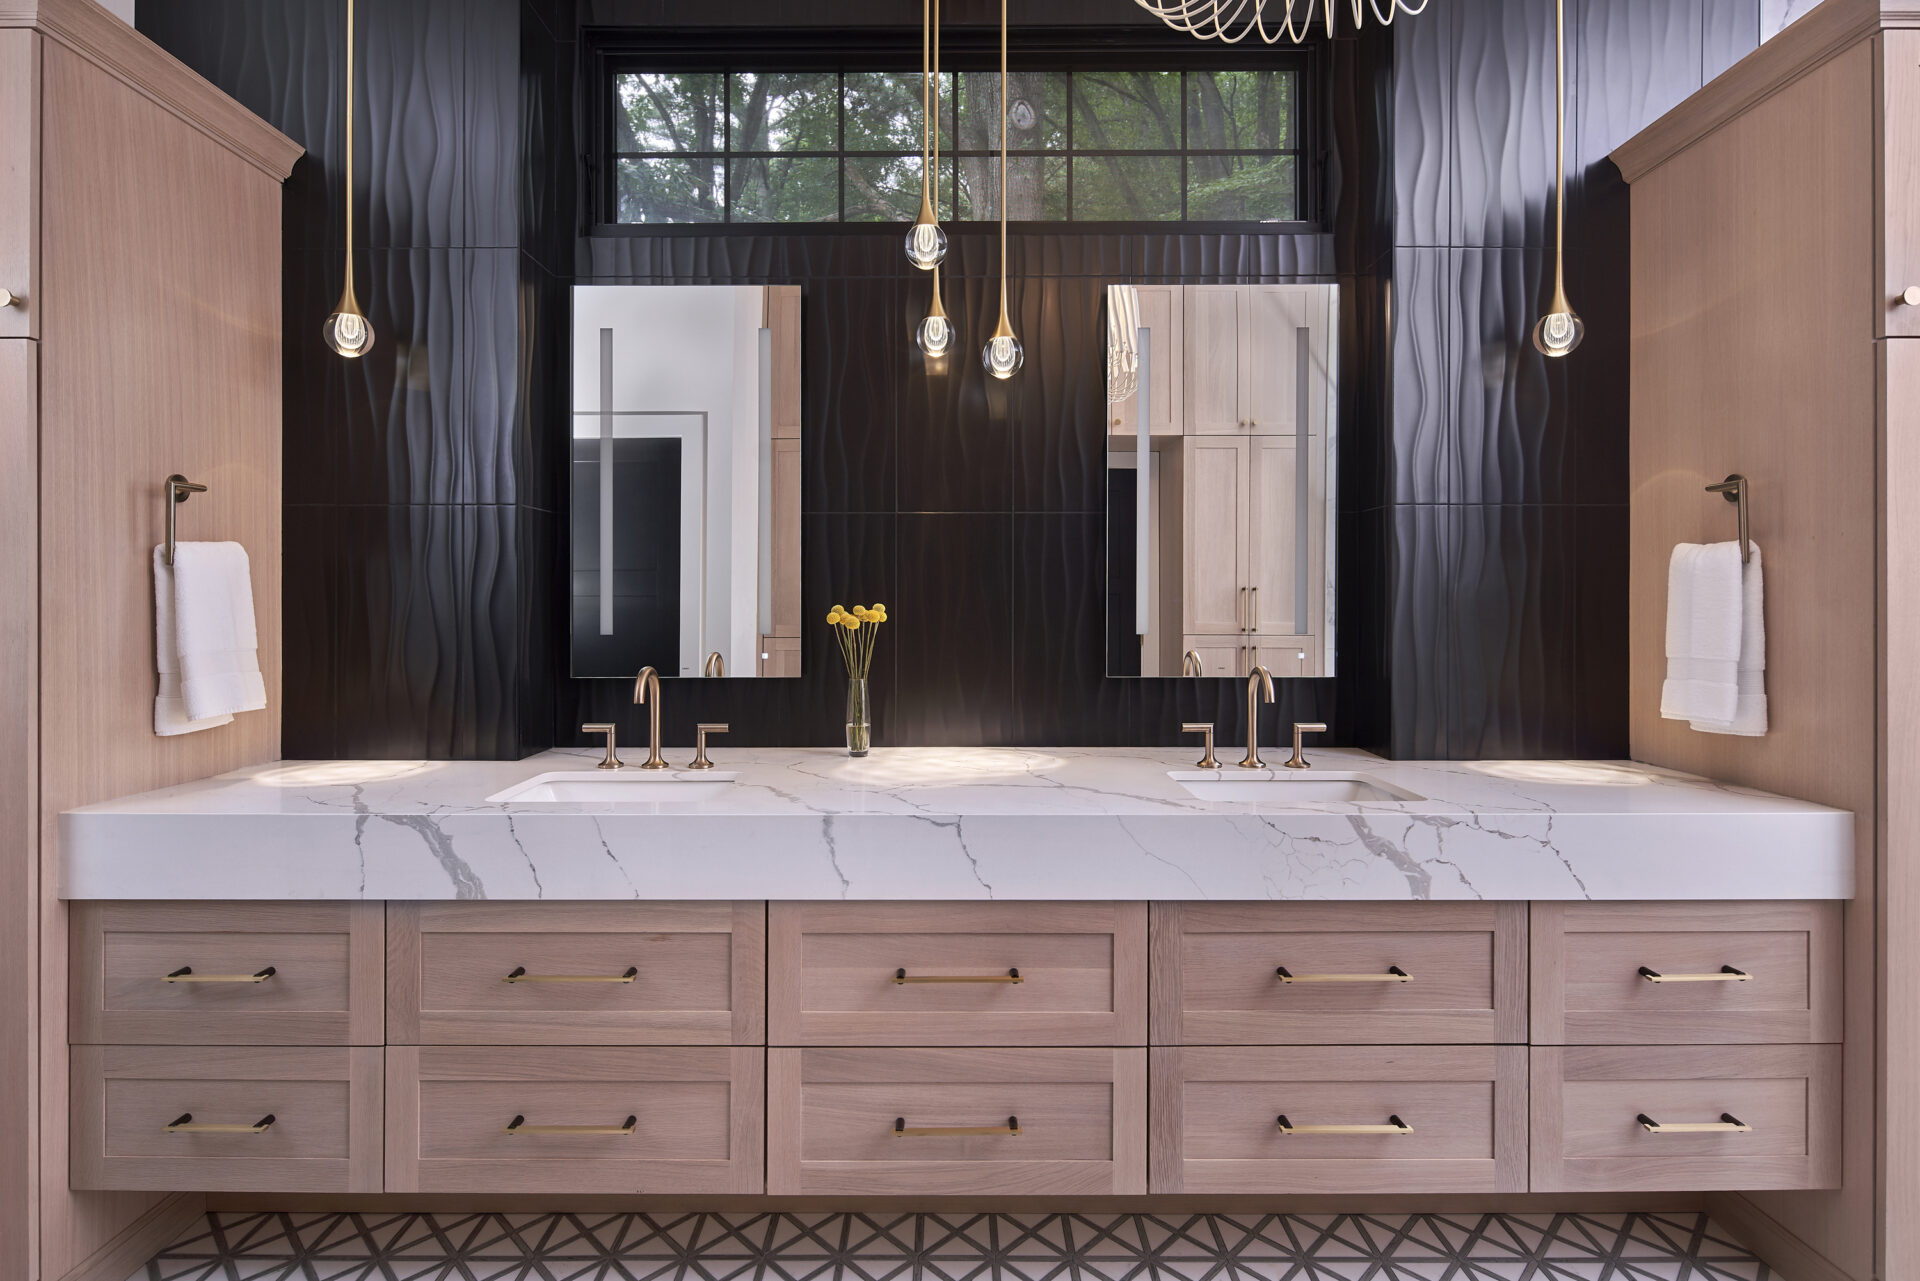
[894,1116,1022,1137]
[1277,1114,1411,1136]
[503,966,638,984]
[166,1113,275,1133]
[1638,965,1750,983]
[893,968,1022,985]
[1275,965,1410,984]
[163,966,276,984]
[505,1114,638,1136]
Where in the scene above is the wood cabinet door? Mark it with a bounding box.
[1184,286,1245,433]
[1243,287,1305,434]
[1884,33,1920,338]
[768,435,801,640]
[1181,636,1245,678]
[1246,434,1302,638]
[766,285,802,436]
[1108,284,1185,436]
[0,31,35,340]
[1181,435,1249,636]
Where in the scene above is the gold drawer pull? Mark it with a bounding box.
[1637,1112,1752,1134]
[1275,965,1410,983]
[1638,965,1750,983]
[893,967,1023,984]
[166,1112,275,1134]
[505,1113,637,1136]
[894,1115,1022,1137]
[1277,1114,1412,1136]
[502,966,638,984]
[163,966,276,983]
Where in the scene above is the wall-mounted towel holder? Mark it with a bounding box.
[163,474,207,567]
[1705,473,1750,564]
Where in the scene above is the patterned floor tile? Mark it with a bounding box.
[131,1210,1774,1281]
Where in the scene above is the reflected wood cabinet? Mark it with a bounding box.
[67,898,1841,1197]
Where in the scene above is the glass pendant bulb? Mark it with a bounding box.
[905,216,947,271]
[323,286,374,358]
[906,0,946,271]
[1531,301,1584,358]
[916,270,953,357]
[982,308,1023,379]
[981,0,1021,381]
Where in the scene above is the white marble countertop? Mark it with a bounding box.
[59,747,1854,902]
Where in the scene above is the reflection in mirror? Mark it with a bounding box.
[1105,283,1336,679]
[570,285,803,679]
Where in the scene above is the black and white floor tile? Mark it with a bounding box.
[130,1210,1772,1281]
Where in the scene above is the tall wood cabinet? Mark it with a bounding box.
[1611,2,1918,1276]
[0,3,300,1278]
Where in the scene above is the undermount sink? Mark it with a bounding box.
[487,770,739,804]
[1171,772,1423,804]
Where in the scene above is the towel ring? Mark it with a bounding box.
[1705,474,1750,565]
[164,474,207,567]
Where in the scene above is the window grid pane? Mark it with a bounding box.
[611,67,1301,225]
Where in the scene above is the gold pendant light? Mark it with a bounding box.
[981,0,1023,380]
[915,0,953,357]
[1531,0,1583,357]
[322,0,374,358]
[905,0,949,271]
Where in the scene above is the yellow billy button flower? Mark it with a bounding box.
[843,617,861,630]
[827,608,844,624]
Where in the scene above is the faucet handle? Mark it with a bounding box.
[690,723,729,770]
[1285,722,1328,771]
[582,723,622,771]
[1181,722,1219,770]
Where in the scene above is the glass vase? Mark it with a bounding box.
[845,677,871,757]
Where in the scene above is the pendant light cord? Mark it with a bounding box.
[343,0,354,303]
[998,0,1008,328]
[1551,0,1565,301]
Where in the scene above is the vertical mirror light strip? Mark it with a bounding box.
[1294,324,1310,635]
[1136,326,1152,638]
[599,327,615,636]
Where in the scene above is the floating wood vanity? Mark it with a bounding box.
[65,892,1843,1199]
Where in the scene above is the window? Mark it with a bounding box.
[609,68,1301,226]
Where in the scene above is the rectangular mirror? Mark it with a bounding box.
[570,284,803,678]
[1104,283,1337,678]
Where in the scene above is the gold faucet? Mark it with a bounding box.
[1239,665,1275,768]
[1284,722,1327,770]
[704,651,726,678]
[631,666,668,770]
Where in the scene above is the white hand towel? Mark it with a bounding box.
[1660,540,1745,725]
[153,546,234,736]
[1690,542,1767,736]
[169,541,266,723]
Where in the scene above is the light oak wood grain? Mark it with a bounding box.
[766,285,802,439]
[769,436,801,642]
[1183,286,1244,435]
[0,335,35,1281]
[54,1193,205,1281]
[1150,902,1526,1045]
[769,903,1145,1047]
[1881,32,1920,338]
[70,902,384,1046]
[1531,1045,1841,1193]
[768,1047,1146,1196]
[385,1045,764,1194]
[1531,902,1842,1046]
[387,902,765,1045]
[0,29,36,340]
[1108,284,1184,436]
[759,635,801,678]
[1623,36,1878,1279]
[71,1045,381,1193]
[1181,436,1248,637]
[1150,1045,1526,1195]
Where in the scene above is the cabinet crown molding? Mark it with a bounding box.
[0,0,302,181]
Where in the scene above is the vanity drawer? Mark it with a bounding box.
[769,903,1146,1045]
[1531,1045,1840,1191]
[1150,1045,1526,1194]
[70,1044,383,1192]
[70,902,384,1045]
[1150,903,1526,1044]
[1531,902,1842,1044]
[387,902,764,1044]
[768,1046,1146,1195]
[385,1045,764,1193]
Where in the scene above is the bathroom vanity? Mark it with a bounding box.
[59,748,1850,1201]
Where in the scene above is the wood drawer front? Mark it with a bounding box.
[0,30,33,340]
[70,1044,382,1192]
[70,902,384,1045]
[1531,902,1841,1045]
[385,1045,764,1194]
[1531,1045,1841,1191]
[768,1047,1147,1195]
[1150,1045,1526,1194]
[388,902,765,1044]
[769,903,1146,1046]
[1150,903,1526,1044]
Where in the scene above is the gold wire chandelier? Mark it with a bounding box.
[1130,0,1430,44]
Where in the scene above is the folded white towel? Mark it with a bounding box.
[166,541,266,724]
[153,546,234,736]
[1660,541,1745,725]
[1690,542,1767,736]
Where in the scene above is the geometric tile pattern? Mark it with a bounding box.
[132,1210,1769,1281]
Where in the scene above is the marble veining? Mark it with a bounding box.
[60,748,1853,902]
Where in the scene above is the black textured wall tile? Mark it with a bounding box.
[1388,248,1450,505]
[285,247,525,508]
[806,278,901,514]
[1134,234,1336,283]
[1447,503,1581,758]
[891,514,1015,745]
[1573,503,1630,758]
[1326,25,1396,276]
[1012,277,1107,514]
[1575,0,1704,173]
[1448,247,1570,504]
[899,275,1012,514]
[1334,504,1390,753]
[461,0,523,248]
[1338,272,1392,515]
[1392,0,1452,249]
[1564,164,1631,508]
[1385,503,1452,760]
[1702,0,1760,80]
[283,503,528,760]
[1449,0,1556,249]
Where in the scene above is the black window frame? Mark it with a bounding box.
[585,27,1325,235]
